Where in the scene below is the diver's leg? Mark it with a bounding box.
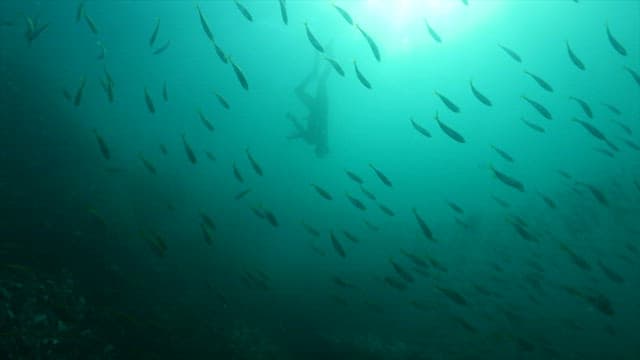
[294,55,321,108]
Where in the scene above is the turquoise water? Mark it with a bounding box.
[1,1,639,358]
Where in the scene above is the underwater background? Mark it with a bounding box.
[1,0,639,359]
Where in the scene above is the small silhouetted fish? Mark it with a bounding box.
[139,154,156,175]
[605,23,627,56]
[233,0,253,22]
[144,87,155,114]
[601,103,621,116]
[93,129,110,160]
[572,118,606,142]
[74,76,87,107]
[232,162,243,183]
[610,119,631,135]
[410,117,431,138]
[436,286,468,306]
[491,195,510,208]
[566,41,585,70]
[182,134,197,164]
[346,193,366,211]
[559,242,591,271]
[159,144,168,155]
[412,208,434,242]
[149,18,160,47]
[62,89,72,102]
[263,209,279,227]
[598,260,624,284]
[198,109,215,132]
[400,249,429,268]
[557,170,572,180]
[345,170,363,184]
[234,188,251,200]
[470,81,492,106]
[623,66,640,87]
[569,96,593,118]
[229,58,249,90]
[498,44,521,63]
[205,151,216,162]
[246,148,262,176]
[360,185,376,200]
[324,57,345,77]
[84,13,99,34]
[369,163,392,187]
[331,276,355,289]
[390,259,414,283]
[447,201,464,214]
[76,2,85,23]
[384,276,407,291]
[594,147,615,158]
[435,91,460,113]
[491,145,514,163]
[522,95,552,120]
[521,118,545,133]
[538,192,556,209]
[621,138,640,151]
[333,3,353,25]
[214,92,230,110]
[196,4,214,42]
[424,19,442,43]
[508,218,537,242]
[153,40,171,55]
[524,70,553,92]
[100,78,114,103]
[311,184,332,200]
[363,219,379,232]
[356,25,380,61]
[278,0,288,25]
[576,182,608,206]
[304,22,324,53]
[435,112,465,143]
[330,231,346,258]
[354,61,372,89]
[302,221,320,237]
[212,41,228,64]
[378,203,395,217]
[490,165,524,192]
[341,229,359,243]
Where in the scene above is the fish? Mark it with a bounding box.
[201,224,213,245]
[598,260,624,284]
[197,109,215,132]
[162,81,168,102]
[524,70,553,92]
[232,162,244,183]
[435,286,468,306]
[229,58,249,90]
[181,134,197,164]
[424,19,442,43]
[610,119,631,135]
[521,95,552,120]
[369,163,392,187]
[24,17,49,45]
[353,60,372,89]
[605,23,627,56]
[96,40,107,60]
[594,148,615,158]
[93,129,110,160]
[363,219,379,232]
[304,22,324,53]
[575,182,608,206]
[324,57,345,77]
[74,76,87,107]
[62,89,72,102]
[571,118,607,142]
[400,249,429,268]
[498,44,521,63]
[199,211,216,230]
[491,145,514,163]
[233,0,253,22]
[278,0,288,25]
[356,25,381,62]
[469,81,492,106]
[246,148,263,176]
[84,13,99,34]
[623,66,640,87]
[331,276,356,289]
[507,217,537,242]
[569,96,593,118]
[205,151,216,162]
[139,154,157,175]
[153,40,171,55]
[410,117,431,138]
[447,201,464,214]
[214,92,230,109]
[332,3,353,25]
[234,189,252,200]
[412,208,435,242]
[557,170,572,180]
[378,203,395,217]
[360,185,376,200]
[384,276,407,291]
[345,193,366,211]
[435,112,465,143]
[566,41,585,70]
[141,87,156,114]
[345,170,363,184]
[454,217,470,230]
[538,192,556,209]
[330,231,346,258]
[302,221,321,237]
[76,2,85,23]
[263,208,279,227]
[212,41,228,64]
[196,4,214,42]
[250,206,265,219]
[521,117,545,133]
[601,102,621,116]
[490,165,525,192]
[410,300,431,312]
[434,91,460,113]
[311,184,332,200]
[149,18,160,47]
[558,242,591,271]
[491,195,510,208]
[452,315,478,334]
[341,229,359,243]
[390,259,414,283]
[621,138,640,151]
[159,144,168,155]
[100,78,114,103]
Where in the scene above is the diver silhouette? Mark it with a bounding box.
[288,55,332,158]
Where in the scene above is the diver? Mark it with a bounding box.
[288,56,332,158]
